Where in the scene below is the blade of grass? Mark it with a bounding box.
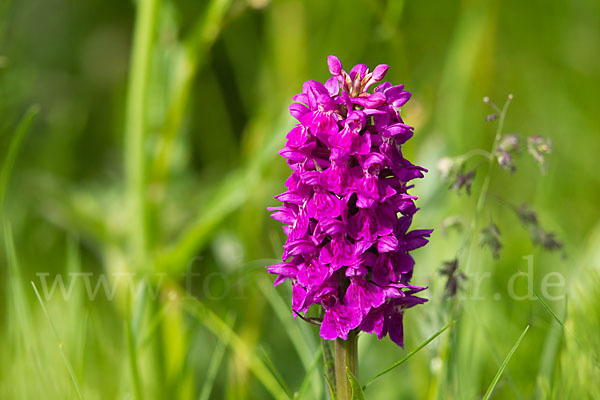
[324,374,336,400]
[533,288,564,328]
[182,295,290,400]
[346,367,365,400]
[66,238,89,377]
[258,277,321,399]
[322,338,335,394]
[198,313,236,400]
[259,346,294,399]
[31,281,85,400]
[482,325,530,400]
[462,300,524,400]
[156,108,291,274]
[0,105,38,209]
[151,0,234,185]
[4,222,47,387]
[294,348,322,399]
[363,320,454,390]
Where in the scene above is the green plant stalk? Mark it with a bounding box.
[334,330,358,400]
[475,95,512,215]
[123,0,160,269]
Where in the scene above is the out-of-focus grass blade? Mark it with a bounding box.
[198,313,235,400]
[125,287,143,400]
[363,320,454,390]
[4,222,43,380]
[0,105,38,209]
[151,0,234,184]
[157,107,291,274]
[182,295,290,400]
[346,367,365,400]
[259,346,294,399]
[258,277,321,399]
[66,238,89,377]
[31,281,85,400]
[482,325,530,400]
[4,223,32,338]
[294,348,322,399]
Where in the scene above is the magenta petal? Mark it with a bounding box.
[289,103,309,121]
[392,91,412,107]
[406,229,433,250]
[349,64,368,81]
[320,303,361,340]
[371,64,389,82]
[377,235,399,253]
[327,55,343,76]
[345,278,385,316]
[292,285,311,314]
[359,305,385,338]
[325,76,340,96]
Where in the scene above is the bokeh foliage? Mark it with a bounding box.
[0,0,599,399]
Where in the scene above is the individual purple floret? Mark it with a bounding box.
[268,56,431,347]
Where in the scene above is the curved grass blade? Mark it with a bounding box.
[0,105,39,209]
[363,320,454,390]
[198,313,236,400]
[322,338,335,393]
[259,346,294,398]
[151,0,234,185]
[346,367,365,400]
[482,325,530,400]
[182,296,290,400]
[324,374,336,400]
[295,348,322,399]
[156,108,292,274]
[259,277,322,399]
[31,281,85,400]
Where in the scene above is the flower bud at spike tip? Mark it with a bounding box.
[328,56,342,76]
[371,64,389,82]
[267,56,431,347]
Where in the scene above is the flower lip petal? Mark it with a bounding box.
[384,85,412,107]
[383,123,414,141]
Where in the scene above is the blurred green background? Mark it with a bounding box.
[0,0,599,399]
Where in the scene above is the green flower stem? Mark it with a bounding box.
[124,0,160,269]
[334,330,358,400]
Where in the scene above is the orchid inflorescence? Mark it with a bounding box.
[267,56,431,347]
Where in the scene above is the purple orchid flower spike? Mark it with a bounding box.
[268,55,431,349]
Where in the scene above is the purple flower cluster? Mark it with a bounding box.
[268,56,432,347]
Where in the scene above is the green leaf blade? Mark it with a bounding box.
[482,325,530,400]
[363,320,455,390]
[346,367,365,400]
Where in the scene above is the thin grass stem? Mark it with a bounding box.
[31,282,85,400]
